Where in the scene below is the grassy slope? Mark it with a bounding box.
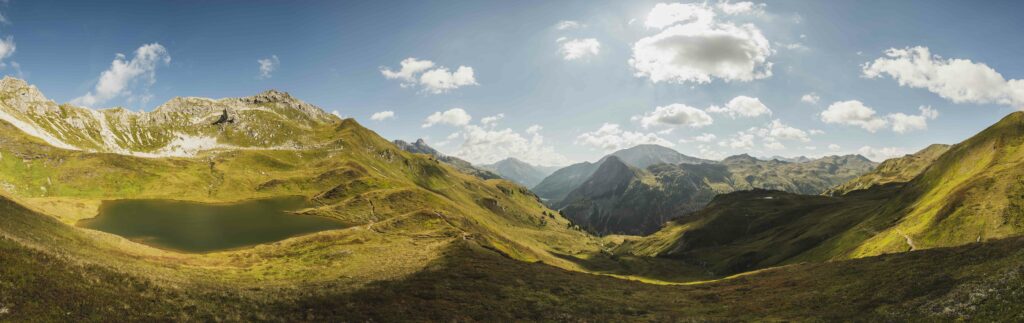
[0,110,615,291]
[624,112,1024,277]
[825,143,950,196]
[618,188,897,274]
[3,228,1022,321]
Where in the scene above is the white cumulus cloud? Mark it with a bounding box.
[707,95,771,118]
[720,131,755,150]
[644,3,715,29]
[422,108,472,128]
[481,113,505,127]
[718,119,815,152]
[555,20,583,30]
[762,119,810,142]
[257,55,279,79]
[576,123,674,151]
[381,58,477,94]
[857,146,908,162]
[633,103,714,128]
[419,66,478,94]
[888,105,938,133]
[72,43,171,108]
[820,100,889,132]
[863,46,1024,109]
[451,125,569,166]
[716,1,766,15]
[800,93,820,104]
[822,100,938,133]
[380,57,435,84]
[630,2,772,84]
[0,35,14,68]
[525,124,542,134]
[558,38,601,60]
[370,110,395,121]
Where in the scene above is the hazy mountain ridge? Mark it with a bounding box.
[532,144,713,204]
[554,151,877,235]
[392,138,502,180]
[480,157,557,188]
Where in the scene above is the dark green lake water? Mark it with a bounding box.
[78,196,345,253]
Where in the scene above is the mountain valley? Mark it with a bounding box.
[0,78,1022,320]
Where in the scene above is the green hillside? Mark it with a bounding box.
[623,111,1024,274]
[392,138,502,180]
[3,199,1022,321]
[0,78,611,276]
[826,144,950,196]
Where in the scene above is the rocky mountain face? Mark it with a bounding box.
[0,77,336,158]
[556,153,877,235]
[392,138,501,180]
[532,144,712,204]
[824,144,950,196]
[480,158,556,188]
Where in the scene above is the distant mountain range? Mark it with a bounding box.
[549,148,876,235]
[619,111,1024,276]
[392,139,558,187]
[479,158,560,188]
[392,138,502,180]
[532,144,714,203]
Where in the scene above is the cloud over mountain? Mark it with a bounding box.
[71,43,170,108]
[863,46,1024,108]
[381,57,477,94]
[630,2,772,84]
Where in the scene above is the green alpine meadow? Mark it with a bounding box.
[2,1,1024,321]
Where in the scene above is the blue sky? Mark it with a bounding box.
[3,1,1024,166]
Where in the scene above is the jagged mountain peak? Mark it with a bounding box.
[0,79,343,157]
[242,89,295,104]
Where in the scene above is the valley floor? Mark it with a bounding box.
[2,234,1022,321]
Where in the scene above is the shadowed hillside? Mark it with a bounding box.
[624,111,1024,276]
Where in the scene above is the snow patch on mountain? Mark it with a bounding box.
[0,107,79,150]
[150,133,224,158]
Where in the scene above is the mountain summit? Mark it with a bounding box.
[532,144,710,204]
[0,77,337,157]
[480,157,558,188]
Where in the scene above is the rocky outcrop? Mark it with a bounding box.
[0,77,341,157]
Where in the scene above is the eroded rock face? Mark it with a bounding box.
[0,77,340,157]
